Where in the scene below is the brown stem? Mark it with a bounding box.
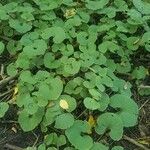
[123,135,150,150]
[4,143,23,150]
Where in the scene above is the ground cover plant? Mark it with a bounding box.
[0,0,150,150]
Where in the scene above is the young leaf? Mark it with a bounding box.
[44,133,58,146]
[57,135,66,147]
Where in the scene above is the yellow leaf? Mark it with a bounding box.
[11,127,17,133]
[87,115,96,134]
[14,86,18,95]
[59,99,69,109]
[9,85,18,104]
[64,8,76,18]
[136,137,150,146]
[88,115,96,128]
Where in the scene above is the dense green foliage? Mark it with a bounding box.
[0,0,150,149]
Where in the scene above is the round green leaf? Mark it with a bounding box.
[18,108,44,132]
[57,135,66,147]
[55,113,74,129]
[38,144,46,150]
[46,77,63,100]
[126,37,140,50]
[84,97,100,110]
[59,95,77,112]
[7,63,18,76]
[44,133,58,146]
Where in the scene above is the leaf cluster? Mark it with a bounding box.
[0,0,149,149]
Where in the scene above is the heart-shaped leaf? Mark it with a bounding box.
[65,120,93,150]
[110,94,139,127]
[95,113,123,141]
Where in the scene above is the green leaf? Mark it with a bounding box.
[55,113,74,129]
[132,66,147,79]
[44,52,61,69]
[59,95,77,112]
[33,0,61,10]
[18,108,44,132]
[0,41,5,54]
[84,97,100,110]
[44,106,61,126]
[133,0,150,15]
[63,0,75,6]
[77,32,88,45]
[86,0,109,10]
[20,71,36,84]
[65,120,93,150]
[63,58,81,76]
[91,142,109,150]
[126,37,140,50]
[21,12,34,21]
[114,0,128,11]
[46,77,63,100]
[127,9,143,24]
[89,88,101,100]
[98,93,110,111]
[23,39,47,58]
[44,133,58,146]
[95,113,123,141]
[57,135,66,147]
[41,27,66,43]
[6,40,22,55]
[9,19,32,33]
[24,100,38,115]
[38,83,52,100]
[38,144,46,150]
[110,94,139,127]
[0,102,9,118]
[98,41,119,53]
[7,63,18,76]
